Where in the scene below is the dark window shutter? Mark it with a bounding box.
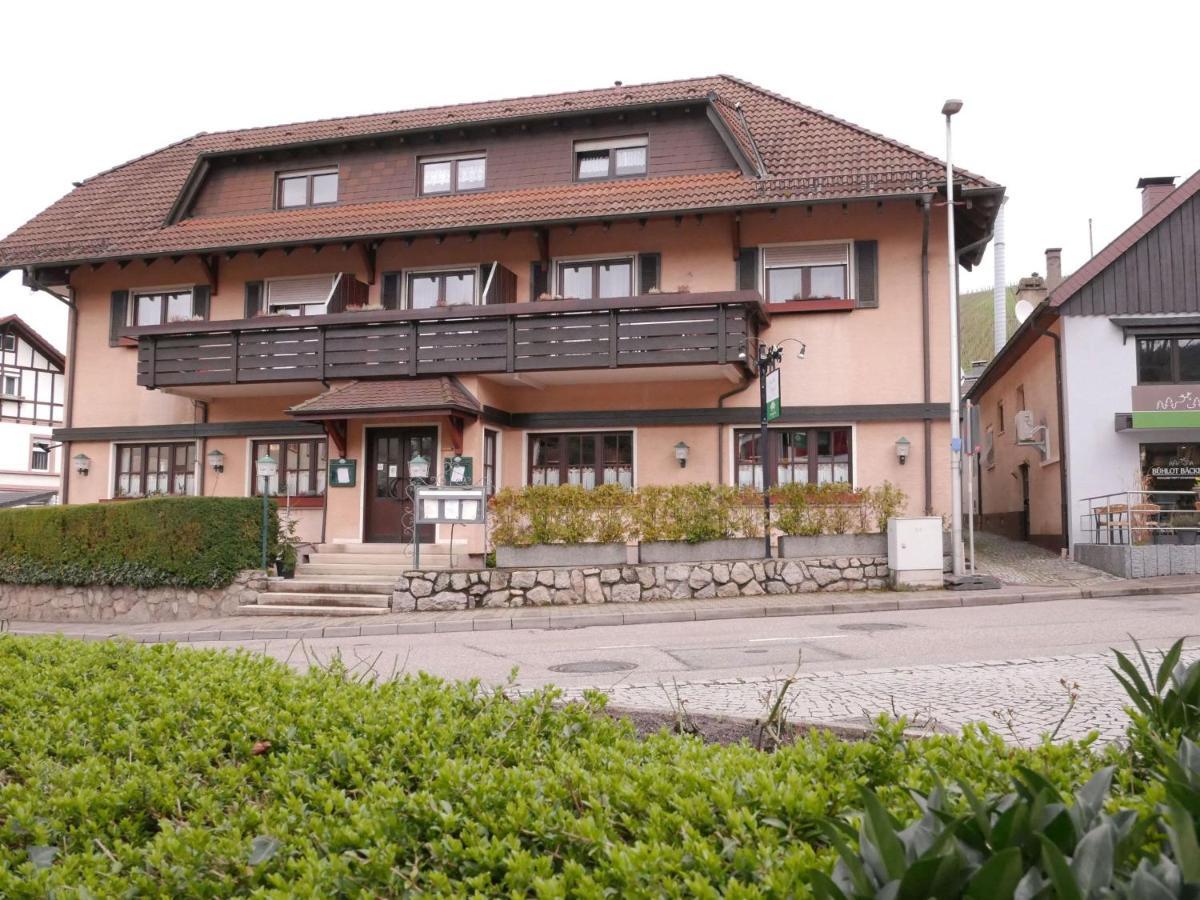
[483,262,517,305]
[530,262,548,300]
[737,247,759,292]
[638,253,661,294]
[854,240,879,308]
[192,284,211,320]
[244,281,264,318]
[381,271,402,310]
[108,290,129,346]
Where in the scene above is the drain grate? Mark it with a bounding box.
[549,660,637,674]
[838,622,908,633]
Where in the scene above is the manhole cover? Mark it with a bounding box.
[838,622,908,632]
[549,660,637,674]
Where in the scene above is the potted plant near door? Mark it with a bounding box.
[1174,512,1200,545]
[274,514,301,579]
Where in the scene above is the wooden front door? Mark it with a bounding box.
[365,427,437,543]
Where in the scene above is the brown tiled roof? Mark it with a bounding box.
[0,314,65,369]
[1049,168,1200,307]
[287,377,480,418]
[0,75,999,269]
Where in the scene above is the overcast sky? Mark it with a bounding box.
[2,0,1197,351]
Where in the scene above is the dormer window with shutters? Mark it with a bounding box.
[276,167,339,209]
[574,136,648,180]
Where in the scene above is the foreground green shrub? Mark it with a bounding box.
[0,497,276,588]
[0,637,1114,897]
[773,482,907,536]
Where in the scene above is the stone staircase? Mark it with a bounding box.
[239,541,473,616]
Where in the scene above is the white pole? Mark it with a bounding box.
[945,104,965,577]
[965,399,976,573]
[992,198,1007,355]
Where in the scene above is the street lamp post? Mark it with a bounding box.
[256,453,278,571]
[942,98,965,577]
[758,343,783,559]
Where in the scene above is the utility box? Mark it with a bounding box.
[887,517,944,589]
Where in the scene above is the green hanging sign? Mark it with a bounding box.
[765,368,781,422]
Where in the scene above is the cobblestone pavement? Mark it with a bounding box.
[561,647,1200,746]
[971,532,1118,587]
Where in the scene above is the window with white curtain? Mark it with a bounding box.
[762,243,851,302]
[574,136,648,180]
[266,275,338,317]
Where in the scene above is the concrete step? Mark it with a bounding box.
[291,574,398,586]
[317,542,467,554]
[266,579,392,595]
[237,604,389,617]
[307,552,463,566]
[296,563,414,576]
[257,592,391,608]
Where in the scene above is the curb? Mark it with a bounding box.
[7,581,1200,645]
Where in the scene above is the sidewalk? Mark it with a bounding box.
[7,574,1200,645]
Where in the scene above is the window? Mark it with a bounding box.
[558,258,633,299]
[1137,336,1200,384]
[762,244,850,303]
[735,427,852,488]
[2,373,18,397]
[1016,385,1026,411]
[574,136,648,180]
[2,333,14,352]
[30,441,50,472]
[484,429,498,497]
[420,154,486,195]
[407,269,478,309]
[528,431,632,488]
[998,401,1005,434]
[115,443,196,497]
[265,275,337,317]
[131,289,194,326]
[252,439,327,497]
[276,168,339,208]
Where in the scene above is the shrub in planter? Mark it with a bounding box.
[490,483,631,548]
[773,482,907,537]
[0,497,276,589]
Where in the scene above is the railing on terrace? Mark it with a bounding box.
[124,291,767,389]
[1078,490,1200,546]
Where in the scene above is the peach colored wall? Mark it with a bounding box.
[972,321,1063,540]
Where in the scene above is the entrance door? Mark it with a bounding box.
[365,427,437,543]
[1018,463,1031,541]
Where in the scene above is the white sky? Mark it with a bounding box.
[2,0,1197,352]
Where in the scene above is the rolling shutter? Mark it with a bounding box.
[762,243,849,268]
[381,272,402,310]
[244,281,264,318]
[638,253,661,294]
[108,290,129,346]
[854,240,879,308]
[191,284,211,320]
[736,247,759,292]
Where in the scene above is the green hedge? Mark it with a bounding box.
[0,636,1127,896]
[489,482,908,546]
[0,497,276,589]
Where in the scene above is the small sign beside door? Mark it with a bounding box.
[415,486,487,524]
[328,458,357,487]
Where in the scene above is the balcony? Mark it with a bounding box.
[127,291,767,390]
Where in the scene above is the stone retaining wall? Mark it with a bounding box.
[0,571,266,623]
[394,556,888,611]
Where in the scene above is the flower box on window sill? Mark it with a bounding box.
[769,298,857,314]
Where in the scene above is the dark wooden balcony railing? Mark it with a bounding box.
[127,291,767,389]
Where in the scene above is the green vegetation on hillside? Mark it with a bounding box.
[959,285,1018,369]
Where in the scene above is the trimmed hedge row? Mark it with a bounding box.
[0,637,1119,896]
[0,497,276,589]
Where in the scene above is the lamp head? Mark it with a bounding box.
[941,99,963,117]
[206,448,225,473]
[674,441,690,468]
[72,453,91,476]
[895,436,911,465]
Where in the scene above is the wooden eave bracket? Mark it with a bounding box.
[445,415,465,455]
[199,254,219,294]
[323,419,348,457]
[358,241,377,285]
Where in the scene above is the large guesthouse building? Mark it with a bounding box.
[0,76,1002,560]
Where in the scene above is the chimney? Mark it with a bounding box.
[1137,176,1177,215]
[1015,272,1048,312]
[1045,248,1062,291]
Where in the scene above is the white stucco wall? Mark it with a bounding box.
[0,421,61,496]
[1061,314,1200,547]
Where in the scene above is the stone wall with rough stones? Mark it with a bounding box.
[0,571,267,624]
[392,557,889,611]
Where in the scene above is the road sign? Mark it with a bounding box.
[765,368,781,421]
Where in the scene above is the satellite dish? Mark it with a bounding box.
[1014,298,1035,324]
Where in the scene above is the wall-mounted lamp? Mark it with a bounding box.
[409,453,430,480]
[72,453,91,476]
[895,436,911,466]
[674,441,690,469]
[206,449,225,473]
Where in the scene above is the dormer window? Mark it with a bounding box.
[575,136,648,180]
[420,154,486,195]
[276,168,338,208]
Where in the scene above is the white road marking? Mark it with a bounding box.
[747,635,848,643]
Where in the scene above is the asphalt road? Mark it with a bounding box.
[201,592,1200,693]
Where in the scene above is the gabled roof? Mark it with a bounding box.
[0,314,65,370]
[1049,168,1200,307]
[0,75,999,270]
[288,377,480,419]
